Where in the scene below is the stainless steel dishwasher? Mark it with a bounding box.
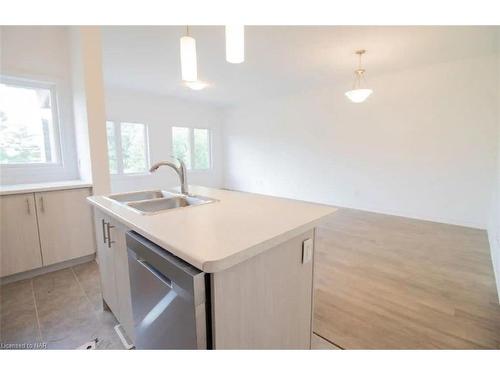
[126,231,209,349]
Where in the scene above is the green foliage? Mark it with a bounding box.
[0,119,44,164]
[106,122,118,174]
[193,128,210,169]
[172,127,210,170]
[121,123,147,173]
[172,127,191,169]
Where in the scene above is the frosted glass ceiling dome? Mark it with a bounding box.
[345,88,373,103]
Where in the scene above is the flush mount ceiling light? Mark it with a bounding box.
[180,26,198,82]
[345,49,373,103]
[184,80,209,90]
[225,25,245,63]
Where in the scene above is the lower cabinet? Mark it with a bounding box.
[94,208,135,342]
[211,229,315,349]
[0,188,95,278]
[36,188,96,266]
[0,193,43,277]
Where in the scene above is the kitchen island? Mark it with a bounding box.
[88,186,336,349]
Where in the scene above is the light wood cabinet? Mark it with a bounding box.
[211,229,315,349]
[36,188,95,266]
[94,209,135,342]
[0,187,96,279]
[94,208,119,314]
[111,217,135,342]
[0,194,42,277]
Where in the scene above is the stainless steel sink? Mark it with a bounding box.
[127,195,215,214]
[106,190,216,214]
[107,190,173,203]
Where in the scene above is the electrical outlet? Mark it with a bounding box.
[302,238,313,264]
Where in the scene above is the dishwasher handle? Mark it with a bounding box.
[137,258,172,288]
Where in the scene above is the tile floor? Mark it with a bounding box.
[1,260,336,350]
[0,261,123,349]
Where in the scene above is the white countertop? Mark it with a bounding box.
[87,186,337,273]
[0,180,93,195]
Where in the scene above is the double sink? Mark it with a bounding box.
[106,190,217,215]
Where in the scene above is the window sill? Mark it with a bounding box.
[0,162,63,169]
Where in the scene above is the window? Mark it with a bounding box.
[172,127,211,170]
[106,122,118,174]
[106,121,149,175]
[0,77,61,165]
[172,127,191,169]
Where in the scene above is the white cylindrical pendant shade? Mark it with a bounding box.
[345,88,373,103]
[180,36,197,82]
[225,25,245,63]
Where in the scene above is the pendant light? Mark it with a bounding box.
[225,25,245,63]
[184,80,209,90]
[345,49,373,103]
[180,25,197,82]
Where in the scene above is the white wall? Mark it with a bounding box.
[105,88,224,193]
[488,38,500,300]
[0,26,79,184]
[223,55,498,229]
[69,27,111,194]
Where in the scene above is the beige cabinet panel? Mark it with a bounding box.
[0,193,42,277]
[109,216,135,342]
[212,229,315,349]
[36,188,96,266]
[94,208,119,314]
[93,210,135,342]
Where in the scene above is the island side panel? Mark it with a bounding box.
[211,229,315,349]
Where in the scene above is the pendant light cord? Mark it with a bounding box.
[353,50,367,90]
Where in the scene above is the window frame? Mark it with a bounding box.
[106,120,150,176]
[172,126,212,171]
[0,75,63,168]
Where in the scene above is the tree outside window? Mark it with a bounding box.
[106,121,149,175]
[172,127,211,170]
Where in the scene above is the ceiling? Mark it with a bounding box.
[101,26,499,107]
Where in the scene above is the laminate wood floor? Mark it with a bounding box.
[313,208,500,349]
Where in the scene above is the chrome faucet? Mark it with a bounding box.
[149,157,188,195]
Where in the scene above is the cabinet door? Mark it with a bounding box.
[212,229,315,349]
[0,194,42,277]
[36,188,96,266]
[109,217,135,342]
[93,208,119,314]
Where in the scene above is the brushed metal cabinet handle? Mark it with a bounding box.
[26,198,31,215]
[101,219,108,244]
[39,196,45,213]
[107,224,115,248]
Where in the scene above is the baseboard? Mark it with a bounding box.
[487,228,500,304]
[222,186,486,230]
[0,253,96,285]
